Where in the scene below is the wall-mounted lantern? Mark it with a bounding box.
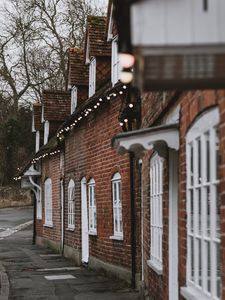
[114,0,225,91]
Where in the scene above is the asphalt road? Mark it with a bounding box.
[0,206,33,233]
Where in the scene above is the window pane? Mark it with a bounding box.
[190,189,194,233]
[206,132,210,182]
[190,236,194,281]
[206,186,210,237]
[206,241,211,293]
[216,243,221,298]
[197,138,202,184]
[198,239,202,287]
[198,188,202,235]
[215,127,219,180]
[216,185,220,239]
[190,143,194,186]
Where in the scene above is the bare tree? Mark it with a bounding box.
[0,0,105,110]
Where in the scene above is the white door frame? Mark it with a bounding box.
[169,150,178,300]
[60,179,64,254]
[81,177,89,263]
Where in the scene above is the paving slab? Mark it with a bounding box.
[0,208,140,300]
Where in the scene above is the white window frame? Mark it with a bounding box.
[32,112,35,132]
[36,185,42,220]
[181,107,221,300]
[111,37,120,86]
[41,105,45,123]
[148,153,163,274]
[89,58,96,97]
[88,178,97,235]
[35,130,40,153]
[67,179,75,230]
[110,173,123,240]
[59,152,64,170]
[71,86,77,114]
[107,5,113,41]
[44,120,49,145]
[44,178,53,227]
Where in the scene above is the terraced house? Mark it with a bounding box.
[18,4,141,287]
[17,1,225,299]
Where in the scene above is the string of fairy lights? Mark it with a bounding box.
[14,84,133,181]
[56,84,128,139]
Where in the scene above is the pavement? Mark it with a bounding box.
[0,207,140,300]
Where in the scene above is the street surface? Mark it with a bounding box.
[0,207,139,300]
[0,207,33,234]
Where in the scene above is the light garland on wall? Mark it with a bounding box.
[31,149,61,164]
[56,85,129,138]
[14,84,130,181]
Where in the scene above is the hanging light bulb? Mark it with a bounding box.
[120,71,133,84]
[119,53,135,69]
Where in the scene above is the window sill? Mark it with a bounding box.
[88,231,97,236]
[66,227,75,232]
[109,235,123,241]
[36,217,42,220]
[44,224,53,228]
[180,286,213,300]
[147,260,163,275]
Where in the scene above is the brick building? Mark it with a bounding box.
[17,1,225,300]
[18,7,141,286]
[112,1,225,300]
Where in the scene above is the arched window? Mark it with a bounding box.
[112,173,123,238]
[149,153,163,274]
[184,107,220,299]
[88,178,97,234]
[68,179,75,229]
[44,178,52,226]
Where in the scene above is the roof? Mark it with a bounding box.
[85,16,111,60]
[33,102,43,131]
[57,81,123,135]
[42,90,71,122]
[68,48,89,87]
[15,135,60,178]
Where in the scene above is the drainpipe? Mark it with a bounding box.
[129,151,136,288]
[127,118,136,289]
[29,176,41,245]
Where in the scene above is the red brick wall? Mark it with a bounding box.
[64,95,135,270]
[140,89,225,299]
[38,154,61,244]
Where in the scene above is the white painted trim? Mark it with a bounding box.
[60,179,64,254]
[147,260,163,276]
[44,120,49,145]
[185,107,220,299]
[81,177,89,263]
[107,5,114,41]
[109,235,123,241]
[35,131,40,153]
[41,105,45,123]
[44,178,53,227]
[68,179,75,229]
[113,124,179,156]
[89,57,96,97]
[32,112,36,132]
[71,86,77,114]
[169,150,178,300]
[111,36,120,86]
[85,34,90,64]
